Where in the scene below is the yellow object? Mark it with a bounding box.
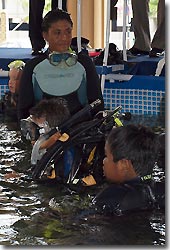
[87,146,96,164]
[59,133,69,142]
[114,117,123,127]
[82,174,96,186]
[47,169,56,179]
[8,60,25,70]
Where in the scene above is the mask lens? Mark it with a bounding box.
[49,53,63,66]
[49,52,77,66]
[65,54,77,66]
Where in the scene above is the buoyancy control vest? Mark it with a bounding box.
[32,57,88,114]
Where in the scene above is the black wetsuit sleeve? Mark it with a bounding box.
[17,62,34,120]
[17,55,47,121]
[78,52,104,113]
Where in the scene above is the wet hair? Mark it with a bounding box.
[106,124,159,176]
[29,97,70,128]
[42,8,73,32]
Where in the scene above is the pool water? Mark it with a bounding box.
[0,115,165,246]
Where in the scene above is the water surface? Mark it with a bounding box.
[0,115,165,246]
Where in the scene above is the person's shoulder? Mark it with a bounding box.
[93,180,164,215]
[24,52,47,70]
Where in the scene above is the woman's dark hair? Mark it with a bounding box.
[107,124,159,176]
[42,8,73,32]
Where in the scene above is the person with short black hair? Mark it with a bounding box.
[18,8,104,121]
[29,0,67,55]
[92,124,165,215]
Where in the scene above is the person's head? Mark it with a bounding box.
[103,124,159,184]
[29,97,70,129]
[8,60,25,94]
[20,98,70,143]
[42,8,73,53]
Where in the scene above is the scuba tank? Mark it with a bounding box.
[30,100,130,184]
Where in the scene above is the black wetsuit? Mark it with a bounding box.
[92,177,165,216]
[0,92,18,122]
[17,50,104,121]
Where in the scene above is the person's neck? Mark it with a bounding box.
[48,47,73,54]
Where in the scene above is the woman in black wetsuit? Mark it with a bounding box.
[92,124,165,215]
[17,8,104,121]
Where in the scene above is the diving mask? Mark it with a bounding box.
[49,52,77,67]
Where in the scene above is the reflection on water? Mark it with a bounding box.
[0,115,165,246]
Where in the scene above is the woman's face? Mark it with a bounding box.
[43,20,72,53]
[8,68,23,94]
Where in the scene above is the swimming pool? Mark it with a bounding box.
[0,114,165,246]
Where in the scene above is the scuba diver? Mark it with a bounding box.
[20,98,128,185]
[19,98,165,217]
[92,124,165,215]
[17,8,104,121]
[5,97,71,180]
[24,97,71,146]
